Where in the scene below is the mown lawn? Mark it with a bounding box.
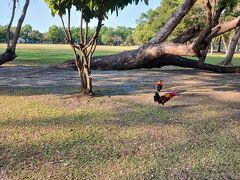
[0,43,240,66]
[0,88,239,179]
[0,44,138,65]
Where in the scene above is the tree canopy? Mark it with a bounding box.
[45,0,148,20]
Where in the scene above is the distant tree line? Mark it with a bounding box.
[0,24,135,45]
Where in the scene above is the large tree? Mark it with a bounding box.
[88,0,240,73]
[20,24,33,40]
[47,25,65,44]
[0,0,30,65]
[45,0,149,95]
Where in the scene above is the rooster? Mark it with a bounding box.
[154,90,176,106]
[154,80,163,92]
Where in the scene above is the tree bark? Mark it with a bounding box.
[217,36,222,52]
[172,25,200,43]
[0,49,17,66]
[221,27,240,66]
[6,0,17,49]
[207,17,240,40]
[210,42,214,54]
[91,55,240,73]
[222,35,228,55]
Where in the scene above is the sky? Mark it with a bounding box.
[0,0,160,32]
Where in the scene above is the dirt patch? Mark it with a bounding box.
[0,66,239,107]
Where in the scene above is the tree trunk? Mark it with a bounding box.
[0,0,29,66]
[198,46,209,64]
[91,55,240,73]
[222,36,228,55]
[91,42,197,70]
[80,56,92,94]
[73,52,93,95]
[211,42,214,54]
[6,0,17,49]
[220,27,240,66]
[11,0,30,51]
[0,49,17,66]
[217,36,222,52]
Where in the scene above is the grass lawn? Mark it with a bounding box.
[0,43,240,66]
[0,44,138,65]
[0,87,239,179]
[0,44,239,179]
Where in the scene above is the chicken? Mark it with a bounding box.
[154,90,176,106]
[154,80,163,92]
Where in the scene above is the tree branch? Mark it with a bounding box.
[172,24,201,43]
[193,0,224,50]
[6,0,17,49]
[208,17,240,39]
[84,18,103,51]
[60,16,70,42]
[149,0,197,44]
[84,21,88,45]
[79,9,83,45]
[204,0,212,25]
[67,8,73,44]
[11,0,29,51]
[144,42,196,58]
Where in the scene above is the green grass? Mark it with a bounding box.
[0,89,239,179]
[0,44,138,65]
[1,43,239,66]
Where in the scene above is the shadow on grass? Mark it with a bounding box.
[1,101,239,179]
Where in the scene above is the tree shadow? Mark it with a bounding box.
[1,96,239,178]
[0,66,239,97]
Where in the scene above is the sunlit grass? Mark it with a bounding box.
[0,44,138,65]
[1,43,239,66]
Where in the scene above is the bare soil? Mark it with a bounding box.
[0,66,239,106]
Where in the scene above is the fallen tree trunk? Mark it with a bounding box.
[90,53,240,73]
[55,1,240,74]
[57,52,240,73]
[142,56,240,73]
